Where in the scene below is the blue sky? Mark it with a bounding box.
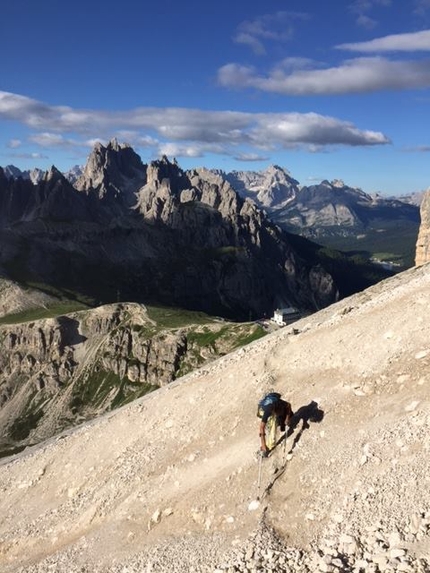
[1,0,430,195]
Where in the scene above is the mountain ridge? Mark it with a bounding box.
[0,142,338,321]
[4,156,421,269]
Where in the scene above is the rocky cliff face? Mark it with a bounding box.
[415,189,430,266]
[0,165,91,224]
[0,302,265,455]
[220,165,300,210]
[0,142,338,320]
[75,139,147,207]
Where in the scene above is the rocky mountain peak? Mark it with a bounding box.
[265,164,295,181]
[0,166,8,187]
[221,165,300,210]
[415,188,430,266]
[75,139,147,203]
[3,165,23,180]
[2,165,46,184]
[331,179,345,188]
[44,166,64,183]
[145,155,185,191]
[64,164,83,184]
[108,137,121,151]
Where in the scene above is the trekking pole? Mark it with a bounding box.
[257,451,263,500]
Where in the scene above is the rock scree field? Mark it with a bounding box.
[0,264,429,572]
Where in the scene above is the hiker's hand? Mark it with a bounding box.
[260,448,269,458]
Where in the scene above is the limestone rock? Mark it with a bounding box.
[0,146,338,322]
[415,188,430,266]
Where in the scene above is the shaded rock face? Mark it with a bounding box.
[415,189,430,266]
[0,142,338,320]
[135,162,337,315]
[0,166,92,224]
[75,139,147,207]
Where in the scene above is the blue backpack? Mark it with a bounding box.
[257,392,281,418]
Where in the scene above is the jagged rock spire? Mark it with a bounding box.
[415,188,430,266]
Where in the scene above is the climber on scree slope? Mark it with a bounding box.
[257,392,293,457]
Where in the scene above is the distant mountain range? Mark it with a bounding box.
[5,161,422,231]
[5,161,424,208]
[199,166,421,268]
[0,141,342,321]
[208,166,421,233]
[5,161,421,266]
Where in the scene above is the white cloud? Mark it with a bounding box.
[233,153,270,162]
[337,29,430,52]
[28,132,83,148]
[233,11,308,55]
[248,112,389,149]
[356,14,377,29]
[216,64,257,89]
[158,143,206,158]
[8,151,48,160]
[349,0,392,28]
[0,91,390,162]
[217,57,430,94]
[277,57,320,71]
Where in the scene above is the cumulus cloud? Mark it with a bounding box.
[158,141,229,158]
[337,29,430,52]
[0,91,390,161]
[233,11,308,55]
[248,112,389,149]
[217,57,430,95]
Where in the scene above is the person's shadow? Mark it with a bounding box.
[270,400,324,459]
